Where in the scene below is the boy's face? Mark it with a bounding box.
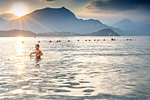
[35,45,39,50]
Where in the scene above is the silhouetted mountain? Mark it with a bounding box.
[135,19,150,35]
[135,24,150,36]
[0,29,36,37]
[0,29,119,37]
[139,19,150,26]
[113,19,138,32]
[88,28,120,36]
[113,18,150,36]
[1,7,125,35]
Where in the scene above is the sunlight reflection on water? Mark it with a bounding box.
[0,36,150,100]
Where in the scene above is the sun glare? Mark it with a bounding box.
[9,5,28,17]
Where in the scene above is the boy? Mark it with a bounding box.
[30,44,43,59]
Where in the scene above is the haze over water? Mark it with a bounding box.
[0,36,150,100]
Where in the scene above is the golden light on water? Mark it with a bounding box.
[15,37,25,76]
[16,37,24,55]
[8,4,28,17]
[13,89,23,95]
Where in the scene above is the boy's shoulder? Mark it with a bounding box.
[39,50,42,52]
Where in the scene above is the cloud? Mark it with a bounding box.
[0,13,17,20]
[87,0,150,11]
[75,0,150,24]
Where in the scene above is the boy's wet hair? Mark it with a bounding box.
[36,44,40,47]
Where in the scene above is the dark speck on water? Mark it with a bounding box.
[83,89,94,92]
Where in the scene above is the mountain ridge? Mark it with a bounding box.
[88,28,120,36]
[0,28,120,37]
[0,7,125,35]
[113,18,138,32]
[0,29,36,37]
[113,18,150,35]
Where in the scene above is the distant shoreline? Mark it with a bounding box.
[0,28,120,37]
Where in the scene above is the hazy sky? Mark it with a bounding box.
[0,0,150,25]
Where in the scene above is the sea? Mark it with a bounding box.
[0,36,150,100]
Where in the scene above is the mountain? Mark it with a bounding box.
[113,19,138,32]
[138,19,150,26]
[135,19,150,35]
[135,23,150,36]
[38,28,120,36]
[113,18,150,36]
[0,29,36,37]
[0,29,119,37]
[1,7,125,35]
[88,28,120,36]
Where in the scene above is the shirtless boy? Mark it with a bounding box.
[30,44,43,59]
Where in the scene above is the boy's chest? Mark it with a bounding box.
[35,50,40,54]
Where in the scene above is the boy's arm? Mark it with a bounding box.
[40,50,43,56]
[30,52,36,57]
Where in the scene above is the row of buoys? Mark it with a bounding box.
[56,40,61,42]
[111,38,116,41]
[127,39,132,41]
[21,38,133,44]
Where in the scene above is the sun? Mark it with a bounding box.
[9,5,28,17]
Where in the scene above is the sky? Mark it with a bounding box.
[0,0,150,25]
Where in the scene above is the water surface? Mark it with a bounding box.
[0,36,150,100]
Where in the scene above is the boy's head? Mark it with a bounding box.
[35,44,40,50]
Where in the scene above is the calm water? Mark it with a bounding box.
[0,36,150,100]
